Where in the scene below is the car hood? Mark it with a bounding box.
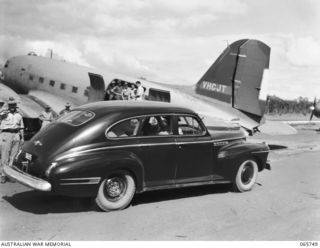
[207,126,246,141]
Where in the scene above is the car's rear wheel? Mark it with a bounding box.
[95,173,136,212]
[233,159,258,192]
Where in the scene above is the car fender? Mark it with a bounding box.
[50,149,145,196]
[214,142,269,181]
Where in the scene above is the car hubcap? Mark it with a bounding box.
[241,162,254,185]
[105,177,126,201]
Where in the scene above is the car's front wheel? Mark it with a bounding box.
[95,173,136,212]
[233,159,258,192]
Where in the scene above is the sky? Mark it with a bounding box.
[0,0,320,100]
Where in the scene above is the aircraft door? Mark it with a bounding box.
[87,73,105,102]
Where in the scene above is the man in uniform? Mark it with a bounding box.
[0,98,24,183]
[39,106,54,129]
[59,102,72,116]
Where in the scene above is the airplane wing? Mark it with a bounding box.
[0,81,75,139]
[0,82,72,116]
[27,90,75,115]
[0,82,40,118]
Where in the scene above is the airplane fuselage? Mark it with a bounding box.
[1,39,272,134]
[2,55,96,106]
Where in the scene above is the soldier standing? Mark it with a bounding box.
[39,106,54,129]
[0,98,24,183]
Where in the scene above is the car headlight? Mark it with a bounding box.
[45,162,58,177]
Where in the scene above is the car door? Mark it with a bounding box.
[135,115,178,188]
[174,115,214,184]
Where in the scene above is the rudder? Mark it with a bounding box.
[195,39,270,124]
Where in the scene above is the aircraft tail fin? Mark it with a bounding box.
[195,39,270,124]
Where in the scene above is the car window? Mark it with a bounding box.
[107,118,142,138]
[141,115,172,136]
[177,116,205,136]
[57,110,94,126]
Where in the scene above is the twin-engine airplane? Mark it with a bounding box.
[0,39,270,138]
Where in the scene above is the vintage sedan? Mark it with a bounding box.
[4,101,270,211]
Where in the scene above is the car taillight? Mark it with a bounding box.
[45,162,58,177]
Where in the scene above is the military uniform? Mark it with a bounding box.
[39,108,54,128]
[0,100,24,183]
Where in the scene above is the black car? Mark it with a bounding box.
[4,101,270,212]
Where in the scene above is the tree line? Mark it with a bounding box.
[266,95,313,115]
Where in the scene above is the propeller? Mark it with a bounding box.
[310,97,316,121]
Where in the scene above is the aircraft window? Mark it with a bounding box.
[57,110,95,126]
[148,88,171,103]
[177,116,205,136]
[49,80,55,87]
[72,86,78,93]
[60,83,66,90]
[39,77,44,83]
[29,75,34,81]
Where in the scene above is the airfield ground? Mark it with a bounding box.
[0,124,320,241]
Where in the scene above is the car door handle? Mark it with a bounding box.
[177,143,184,149]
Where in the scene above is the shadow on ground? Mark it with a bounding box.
[2,190,95,214]
[3,184,232,214]
[268,144,288,150]
[131,184,231,206]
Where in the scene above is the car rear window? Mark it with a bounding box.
[57,111,95,126]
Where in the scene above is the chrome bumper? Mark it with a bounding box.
[4,165,52,192]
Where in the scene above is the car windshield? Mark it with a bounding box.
[57,110,95,126]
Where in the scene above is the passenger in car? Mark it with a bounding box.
[123,119,140,136]
[158,118,170,135]
[142,117,161,136]
[129,119,140,136]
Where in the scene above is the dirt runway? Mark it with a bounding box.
[1,130,320,240]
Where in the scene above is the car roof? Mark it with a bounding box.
[75,101,197,118]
